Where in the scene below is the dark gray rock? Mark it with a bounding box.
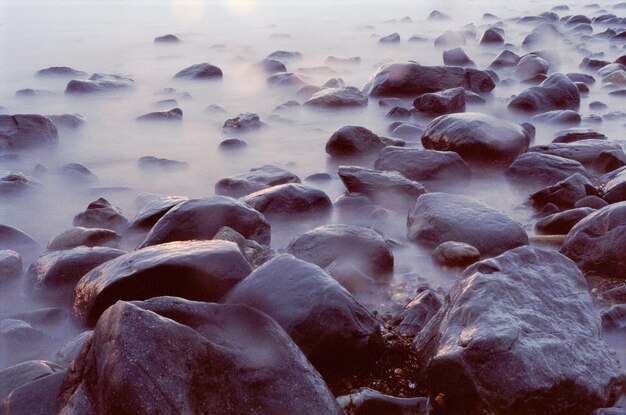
[241,183,332,218]
[488,50,520,70]
[173,63,222,80]
[58,298,342,415]
[138,196,271,247]
[530,173,598,209]
[515,54,549,81]
[414,247,626,415]
[413,87,465,115]
[575,195,608,210]
[154,34,180,43]
[73,198,129,232]
[267,72,306,87]
[561,202,626,279]
[421,112,531,166]
[432,241,481,267]
[218,138,247,150]
[304,86,368,108]
[479,28,504,45]
[602,167,626,203]
[325,125,386,157]
[215,165,300,198]
[531,110,581,125]
[0,225,38,259]
[337,388,430,415]
[224,255,381,379]
[47,114,85,130]
[0,319,47,367]
[136,107,183,122]
[602,304,626,332]
[386,106,411,119]
[535,207,595,234]
[126,195,188,232]
[213,226,275,268]
[267,50,303,60]
[137,155,188,170]
[35,66,87,78]
[73,240,252,325]
[379,33,400,43]
[528,140,624,167]
[15,88,53,97]
[65,73,135,94]
[362,63,495,97]
[594,150,626,174]
[428,10,451,20]
[0,170,41,195]
[1,370,66,415]
[506,153,589,187]
[47,227,121,250]
[394,289,443,336]
[57,162,98,184]
[0,114,58,152]
[0,360,63,403]
[0,250,22,285]
[407,192,528,257]
[553,128,606,143]
[251,58,287,75]
[223,112,266,132]
[508,73,580,114]
[442,48,475,67]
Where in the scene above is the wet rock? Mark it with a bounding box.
[56,162,98,184]
[55,331,92,366]
[338,165,426,206]
[173,63,223,80]
[531,109,581,125]
[535,207,595,235]
[1,369,66,415]
[553,128,606,143]
[479,28,504,46]
[35,66,87,78]
[251,58,287,75]
[325,125,386,157]
[73,198,129,232]
[528,140,624,167]
[413,87,465,116]
[223,112,266,132]
[421,112,531,166]
[28,246,126,302]
[363,63,495,97]
[386,106,411,119]
[442,47,475,67]
[602,305,626,332]
[567,72,595,85]
[213,226,275,268]
[267,50,303,60]
[218,138,247,150]
[530,173,598,209]
[389,123,423,140]
[379,32,400,43]
[488,50,520,70]
[0,250,22,285]
[432,241,481,267]
[0,319,47,367]
[508,73,580,114]
[515,54,549,81]
[139,195,270,247]
[15,88,53,97]
[65,73,135,94]
[434,31,466,48]
[242,183,331,218]
[602,167,626,203]
[47,113,85,129]
[266,71,306,87]
[205,103,227,113]
[215,165,300,198]
[522,22,561,49]
[73,240,252,324]
[394,289,443,337]
[0,360,63,403]
[593,150,626,174]
[506,153,589,187]
[428,10,451,20]
[224,254,381,379]
[562,202,626,279]
[414,246,626,415]
[154,34,180,43]
[337,388,430,415]
[287,224,393,276]
[59,298,342,414]
[407,192,528,257]
[48,227,121,251]
[137,155,188,170]
[374,147,471,189]
[304,86,368,108]
[126,195,187,232]
[0,170,41,195]
[136,107,183,122]
[0,225,38,258]
[325,56,361,65]
[0,114,58,152]
[575,195,608,210]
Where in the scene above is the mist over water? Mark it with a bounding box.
[1,0,626,371]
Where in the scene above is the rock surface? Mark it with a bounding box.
[241,183,332,218]
[508,73,580,113]
[0,114,58,152]
[304,86,368,108]
[65,73,135,94]
[173,63,223,80]
[215,165,300,198]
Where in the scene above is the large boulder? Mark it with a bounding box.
[65,73,134,94]
[561,202,626,279]
[413,87,466,116]
[1,369,66,415]
[173,63,223,80]
[362,63,495,97]
[0,114,58,152]
[407,192,528,257]
[421,112,532,166]
[602,167,626,203]
[224,255,381,379]
[530,173,598,209]
[287,224,393,276]
[506,153,589,187]
[414,247,626,415]
[58,298,342,414]
[138,196,271,247]
[215,165,300,198]
[136,108,183,122]
[325,125,386,157]
[73,240,252,325]
[241,183,332,218]
[47,227,120,250]
[0,360,63,403]
[35,66,87,78]
[528,140,624,167]
[0,250,22,285]
[535,207,595,234]
[73,198,129,232]
[126,194,188,231]
[0,170,41,195]
[304,86,368,108]
[0,225,38,259]
[508,73,580,113]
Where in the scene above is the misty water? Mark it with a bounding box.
[1,0,625,389]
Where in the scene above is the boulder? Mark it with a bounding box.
[251,58,287,75]
[337,388,430,415]
[530,173,598,209]
[138,196,271,247]
[304,86,368,108]
[267,50,303,60]
[58,298,342,414]
[127,194,188,231]
[421,112,531,166]
[379,33,400,43]
[173,63,222,80]
[325,125,386,157]
[56,162,98,184]
[479,28,505,45]
[215,165,300,198]
[0,170,41,195]
[408,193,527,257]
[73,240,252,324]
[434,31,466,48]
[241,183,332,218]
[413,87,465,115]
[1,370,66,415]
[47,113,85,129]
[154,34,180,43]
[553,128,606,143]
[528,140,624,167]
[535,207,595,234]
[222,112,265,132]
[35,66,87,78]
[137,156,188,170]
[506,153,589,187]
[266,72,306,87]
[65,73,134,94]
[394,289,443,336]
[601,167,626,203]
[488,50,521,70]
[0,250,22,285]
[432,241,481,267]
[414,247,626,415]
[43,227,115,251]
[442,48,475,67]
[224,255,381,379]
[0,114,58,152]
[508,73,580,113]
[0,225,38,259]
[73,198,129,232]
[531,110,581,125]
[515,54,549,81]
[0,360,63,403]
[136,107,183,122]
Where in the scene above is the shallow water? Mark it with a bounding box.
[1,0,625,372]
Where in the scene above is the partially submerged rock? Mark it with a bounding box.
[215,165,300,198]
[173,63,223,80]
[0,114,58,152]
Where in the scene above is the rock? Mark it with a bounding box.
[385,106,411,119]
[213,226,275,268]
[428,10,451,20]
[567,72,595,85]
[531,109,581,125]
[15,88,53,97]
[73,198,128,232]
[205,103,227,113]
[215,165,300,198]
[561,202,626,279]
[0,319,47,367]
[553,128,606,143]
[321,78,344,88]
[325,56,361,65]
[224,255,381,379]
[522,22,561,49]
[58,298,342,414]
[535,207,595,234]
[590,101,608,110]
[138,196,270,247]
[442,48,475,67]
[0,360,63,403]
[266,72,306,87]
[337,165,426,206]
[65,73,134,94]
[374,147,471,189]
[414,247,626,415]
[602,304,626,332]
[407,193,528,257]
[304,86,368,108]
[479,28,505,45]
[421,112,531,166]
[35,66,87,78]
[593,150,626,174]
[337,388,430,415]
[251,58,287,76]
[137,155,188,170]
[154,34,180,43]
[508,73,580,114]
[241,183,331,218]
[28,246,126,301]
[47,113,85,129]
[136,107,183,122]
[173,63,222,80]
[389,123,423,140]
[434,31,466,48]
[56,162,98,184]
[0,225,38,258]
[267,50,303,60]
[432,241,481,267]
[287,224,393,276]
[0,114,58,152]
[506,153,589,187]
[223,112,265,132]
[575,195,608,210]
[530,173,598,209]
[0,170,41,195]
[0,250,22,285]
[488,50,520,70]
[47,227,120,251]
[1,370,66,415]
[602,167,626,203]
[127,195,188,232]
[73,241,252,324]
[325,125,386,157]
[515,54,549,81]
[218,138,247,150]
[379,32,400,43]
[363,63,495,97]
[394,289,443,336]
[528,140,624,167]
[55,331,92,366]
[413,87,465,116]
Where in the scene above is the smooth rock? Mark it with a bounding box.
[432,241,481,267]
[136,107,183,122]
[173,63,222,80]
[0,114,58,152]
[215,165,300,198]
[0,250,22,285]
[73,198,128,232]
[65,73,134,94]
[508,73,580,113]
[535,207,595,234]
[394,289,443,336]
[241,183,332,218]
[506,153,589,187]
[413,87,465,116]
[304,86,368,108]
[325,125,386,157]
